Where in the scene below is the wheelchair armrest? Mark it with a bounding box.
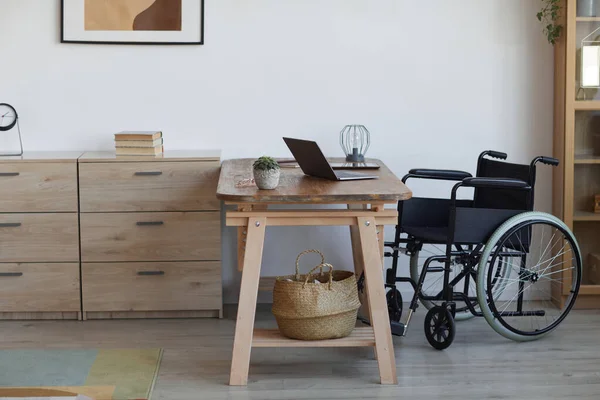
[403,169,472,182]
[460,177,531,190]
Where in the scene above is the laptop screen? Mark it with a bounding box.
[283,138,338,180]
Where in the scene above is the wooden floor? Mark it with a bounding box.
[1,305,600,400]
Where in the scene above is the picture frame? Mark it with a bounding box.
[61,0,204,45]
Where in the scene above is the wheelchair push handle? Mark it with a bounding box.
[483,150,508,160]
[534,156,560,167]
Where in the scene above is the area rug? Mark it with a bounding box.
[0,349,162,400]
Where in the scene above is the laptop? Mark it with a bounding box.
[283,137,378,181]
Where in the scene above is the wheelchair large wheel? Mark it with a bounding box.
[476,212,582,342]
[409,246,510,321]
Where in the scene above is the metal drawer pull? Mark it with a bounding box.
[0,223,21,228]
[136,221,164,226]
[134,171,163,176]
[0,272,23,277]
[137,271,165,276]
[0,172,19,177]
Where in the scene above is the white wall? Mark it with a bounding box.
[1,0,555,303]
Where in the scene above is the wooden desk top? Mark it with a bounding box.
[216,158,412,204]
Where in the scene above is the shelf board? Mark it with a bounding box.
[579,285,600,295]
[574,101,600,110]
[252,327,376,348]
[577,17,600,22]
[574,211,600,221]
[575,155,600,164]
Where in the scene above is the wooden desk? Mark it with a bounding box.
[217,159,412,386]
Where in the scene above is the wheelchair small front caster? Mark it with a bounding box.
[386,288,403,323]
[424,306,455,350]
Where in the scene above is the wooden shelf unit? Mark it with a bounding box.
[574,101,600,109]
[573,211,600,221]
[554,0,600,307]
[575,155,600,164]
[576,17,600,22]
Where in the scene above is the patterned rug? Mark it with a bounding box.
[0,349,162,400]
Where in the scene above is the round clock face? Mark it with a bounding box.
[0,103,18,132]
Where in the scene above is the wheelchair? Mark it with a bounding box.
[383,150,582,350]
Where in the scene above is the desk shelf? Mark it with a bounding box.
[252,327,376,348]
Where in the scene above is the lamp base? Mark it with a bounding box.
[346,154,365,162]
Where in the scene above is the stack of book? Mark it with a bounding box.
[114,131,164,156]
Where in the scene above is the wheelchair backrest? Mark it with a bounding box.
[474,158,534,211]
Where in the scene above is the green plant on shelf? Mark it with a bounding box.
[253,156,280,171]
[537,0,563,45]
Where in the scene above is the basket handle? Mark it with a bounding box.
[295,249,326,281]
[303,263,334,290]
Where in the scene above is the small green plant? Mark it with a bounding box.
[537,0,563,45]
[253,156,280,171]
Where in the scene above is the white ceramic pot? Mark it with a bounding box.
[253,168,280,190]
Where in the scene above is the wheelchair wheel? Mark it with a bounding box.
[386,288,403,322]
[409,247,478,321]
[424,306,455,350]
[476,212,582,342]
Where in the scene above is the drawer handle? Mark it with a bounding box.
[0,223,21,228]
[0,172,19,177]
[0,272,23,277]
[134,171,163,176]
[136,221,164,226]
[137,271,165,276]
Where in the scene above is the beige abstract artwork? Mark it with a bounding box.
[84,0,182,31]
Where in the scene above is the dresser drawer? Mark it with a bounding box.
[82,261,221,312]
[0,163,77,212]
[80,211,220,262]
[0,214,79,262]
[0,263,80,312]
[79,161,220,212]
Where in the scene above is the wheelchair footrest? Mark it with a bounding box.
[390,321,406,337]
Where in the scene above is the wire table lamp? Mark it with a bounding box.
[339,125,370,162]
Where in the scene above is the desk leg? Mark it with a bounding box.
[357,217,398,385]
[377,225,385,262]
[348,204,371,322]
[230,216,267,386]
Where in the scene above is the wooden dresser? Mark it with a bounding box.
[0,152,82,320]
[78,151,222,319]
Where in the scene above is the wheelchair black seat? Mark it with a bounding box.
[401,225,448,244]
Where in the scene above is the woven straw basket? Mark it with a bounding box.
[272,249,361,341]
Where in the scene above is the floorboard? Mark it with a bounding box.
[1,305,599,399]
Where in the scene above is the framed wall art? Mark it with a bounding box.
[61,0,204,45]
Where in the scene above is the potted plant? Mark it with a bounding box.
[253,156,281,190]
[537,0,562,44]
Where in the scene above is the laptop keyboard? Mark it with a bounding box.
[335,170,360,178]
